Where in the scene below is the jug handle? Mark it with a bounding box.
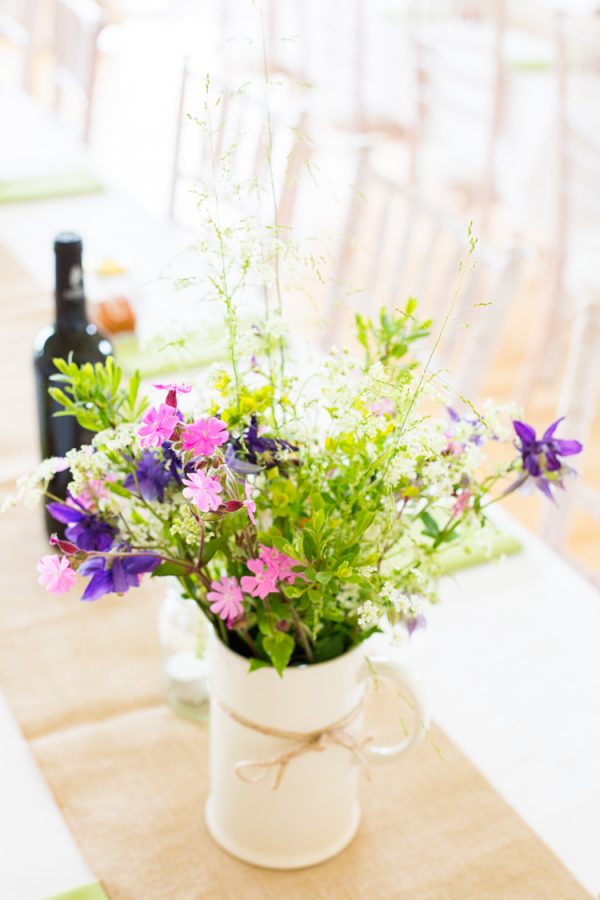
[363,655,430,763]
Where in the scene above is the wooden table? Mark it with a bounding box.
[0,241,598,897]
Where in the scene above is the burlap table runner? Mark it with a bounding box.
[0,504,589,899]
[0,249,590,898]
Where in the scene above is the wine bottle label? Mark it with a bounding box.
[62,264,84,302]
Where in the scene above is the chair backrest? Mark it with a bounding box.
[0,0,35,90]
[322,144,524,400]
[217,0,371,133]
[540,297,600,584]
[53,0,102,142]
[406,0,507,216]
[169,66,309,231]
[555,11,600,279]
[523,11,600,392]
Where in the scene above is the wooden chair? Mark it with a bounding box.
[322,143,524,401]
[524,11,600,390]
[53,0,103,142]
[169,64,309,230]
[217,0,415,140]
[405,0,508,227]
[0,0,35,90]
[540,297,600,585]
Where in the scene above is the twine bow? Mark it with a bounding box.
[218,701,373,790]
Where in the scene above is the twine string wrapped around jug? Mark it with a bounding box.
[219,700,373,790]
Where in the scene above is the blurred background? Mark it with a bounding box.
[1,0,599,580]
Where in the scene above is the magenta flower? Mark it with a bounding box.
[259,545,303,583]
[37,555,77,594]
[207,576,244,627]
[182,417,229,456]
[49,534,79,555]
[451,489,472,518]
[153,382,192,408]
[244,481,256,525]
[182,471,223,512]
[153,382,192,394]
[138,403,179,448]
[241,558,278,599]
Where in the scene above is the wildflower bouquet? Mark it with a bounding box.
[9,73,583,676]
[16,300,582,675]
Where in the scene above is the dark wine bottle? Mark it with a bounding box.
[34,232,113,537]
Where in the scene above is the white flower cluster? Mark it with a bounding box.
[260,312,288,342]
[381,582,424,618]
[171,502,201,549]
[65,445,110,497]
[357,599,380,630]
[92,424,138,454]
[420,458,455,497]
[2,457,68,510]
[384,450,418,487]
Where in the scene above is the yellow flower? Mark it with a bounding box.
[214,371,230,394]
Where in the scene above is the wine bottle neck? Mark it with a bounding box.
[55,252,88,330]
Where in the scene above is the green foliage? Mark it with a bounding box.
[262,631,295,676]
[356,299,431,368]
[48,355,147,432]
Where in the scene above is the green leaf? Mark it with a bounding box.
[202,536,226,564]
[151,561,192,577]
[316,571,332,585]
[263,631,294,676]
[128,369,141,409]
[106,482,134,498]
[248,658,271,673]
[302,529,317,560]
[420,511,440,538]
[270,535,300,560]
[313,632,346,662]
[405,296,418,316]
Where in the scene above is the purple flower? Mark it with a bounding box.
[79,552,160,601]
[232,415,299,469]
[47,500,117,551]
[162,441,194,485]
[513,417,583,500]
[406,614,427,637]
[123,451,172,502]
[224,443,261,477]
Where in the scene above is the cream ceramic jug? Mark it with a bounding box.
[204,633,429,868]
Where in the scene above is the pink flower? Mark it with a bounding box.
[182,417,229,456]
[36,555,77,594]
[75,478,111,511]
[244,481,256,525]
[152,382,192,393]
[259,545,303,584]
[451,490,472,518]
[153,382,192,408]
[207,575,244,627]
[138,403,178,448]
[241,558,278,599]
[49,534,79,555]
[369,398,395,417]
[182,471,223,512]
